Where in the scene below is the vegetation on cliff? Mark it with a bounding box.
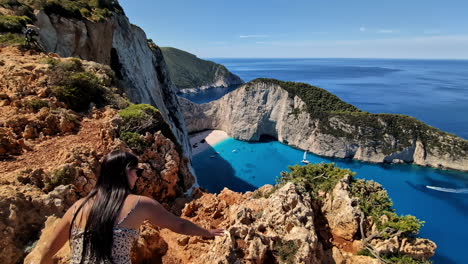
[117,104,179,153]
[45,57,126,112]
[249,78,361,114]
[278,163,429,263]
[1,0,123,21]
[160,46,243,89]
[248,78,468,158]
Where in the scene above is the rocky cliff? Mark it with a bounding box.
[0,47,194,264]
[160,46,244,93]
[33,8,192,158]
[181,78,468,171]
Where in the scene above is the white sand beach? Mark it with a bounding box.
[190,130,229,156]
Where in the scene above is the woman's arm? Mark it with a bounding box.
[140,196,224,237]
[35,204,76,264]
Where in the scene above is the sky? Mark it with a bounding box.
[119,0,468,59]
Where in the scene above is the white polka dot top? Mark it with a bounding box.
[69,196,141,264]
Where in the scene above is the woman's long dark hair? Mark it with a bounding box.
[69,150,138,263]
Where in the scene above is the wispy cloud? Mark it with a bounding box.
[239,34,269,38]
[359,27,366,32]
[378,29,399,33]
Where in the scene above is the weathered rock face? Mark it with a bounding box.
[34,10,192,159]
[158,182,373,264]
[0,184,77,264]
[180,81,468,171]
[322,175,361,242]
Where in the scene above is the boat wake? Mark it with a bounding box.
[426,185,468,194]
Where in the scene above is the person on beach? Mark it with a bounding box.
[35,150,224,264]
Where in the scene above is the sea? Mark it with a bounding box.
[180,58,468,264]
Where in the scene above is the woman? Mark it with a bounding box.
[36,150,224,264]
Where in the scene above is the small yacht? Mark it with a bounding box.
[301,150,310,164]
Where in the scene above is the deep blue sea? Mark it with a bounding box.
[184,59,468,263]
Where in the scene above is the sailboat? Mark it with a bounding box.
[301,150,310,164]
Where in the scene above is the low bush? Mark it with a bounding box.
[118,104,161,134]
[382,254,432,264]
[0,15,31,33]
[119,131,148,151]
[43,165,77,192]
[42,0,123,21]
[0,32,23,45]
[273,240,298,264]
[277,163,355,197]
[350,178,424,235]
[0,0,35,19]
[24,99,48,112]
[48,58,106,112]
[51,71,103,112]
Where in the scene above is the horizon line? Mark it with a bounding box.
[202,56,468,61]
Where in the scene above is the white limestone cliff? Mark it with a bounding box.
[34,10,192,158]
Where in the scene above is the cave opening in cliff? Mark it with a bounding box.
[259,134,277,142]
[110,48,123,80]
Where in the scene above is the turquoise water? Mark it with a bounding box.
[193,138,468,264]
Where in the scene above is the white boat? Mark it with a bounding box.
[301,150,310,164]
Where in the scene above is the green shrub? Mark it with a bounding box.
[0,0,35,19]
[79,7,91,17]
[48,58,104,112]
[0,15,31,33]
[51,71,103,112]
[118,104,162,133]
[382,214,424,236]
[356,248,373,257]
[0,32,23,45]
[119,131,148,151]
[44,165,77,192]
[349,179,393,216]
[273,240,298,264]
[277,163,355,197]
[53,57,83,72]
[350,178,424,235]
[41,0,123,21]
[382,254,432,264]
[0,0,22,8]
[40,57,58,66]
[43,1,83,19]
[24,99,49,112]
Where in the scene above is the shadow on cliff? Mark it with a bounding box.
[191,144,257,193]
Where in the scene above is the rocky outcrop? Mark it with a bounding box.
[157,182,379,264]
[180,79,468,171]
[321,175,361,241]
[34,10,192,158]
